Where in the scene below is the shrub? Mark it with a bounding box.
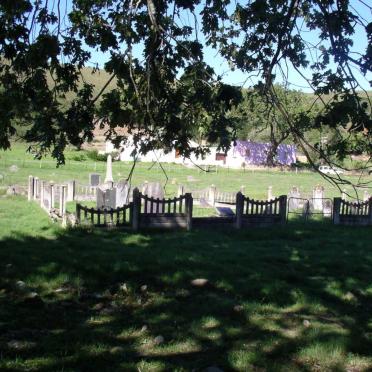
[86,150,119,162]
[70,154,87,162]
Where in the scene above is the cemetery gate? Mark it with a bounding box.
[286,196,333,222]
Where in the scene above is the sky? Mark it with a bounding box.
[62,0,371,92]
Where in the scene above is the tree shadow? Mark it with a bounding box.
[0,221,372,371]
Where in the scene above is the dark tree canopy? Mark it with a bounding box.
[0,0,371,178]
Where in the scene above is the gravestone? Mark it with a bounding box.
[96,179,115,209]
[142,182,164,213]
[115,179,130,207]
[363,190,370,202]
[89,173,101,187]
[312,185,324,210]
[97,188,116,209]
[105,188,116,209]
[145,182,164,199]
[9,165,19,173]
[141,181,149,195]
[96,188,105,209]
[267,186,273,201]
[43,184,51,211]
[322,199,332,217]
[288,186,300,211]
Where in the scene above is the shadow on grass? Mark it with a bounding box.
[0,221,372,371]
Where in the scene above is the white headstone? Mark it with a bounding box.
[43,184,51,211]
[115,179,129,207]
[104,155,114,183]
[146,182,164,200]
[288,186,300,211]
[143,182,164,213]
[363,190,370,202]
[312,185,324,210]
[322,199,332,217]
[267,186,273,201]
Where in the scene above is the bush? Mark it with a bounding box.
[86,150,107,162]
[70,154,87,162]
[86,150,119,162]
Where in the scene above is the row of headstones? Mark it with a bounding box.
[178,183,370,211]
[288,185,370,204]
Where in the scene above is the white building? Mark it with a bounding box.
[105,137,296,168]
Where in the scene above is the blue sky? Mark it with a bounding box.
[66,0,371,92]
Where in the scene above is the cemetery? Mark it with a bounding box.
[1,1,372,369]
[0,148,372,371]
[25,155,372,231]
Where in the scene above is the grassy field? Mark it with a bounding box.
[0,196,372,371]
[1,143,371,201]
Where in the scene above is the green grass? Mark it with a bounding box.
[1,196,372,370]
[1,143,371,201]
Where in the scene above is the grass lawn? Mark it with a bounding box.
[1,196,372,371]
[1,143,371,201]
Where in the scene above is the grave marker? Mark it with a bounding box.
[89,173,101,187]
[312,185,324,210]
[267,186,273,201]
[142,182,164,212]
[116,179,130,207]
[288,186,300,211]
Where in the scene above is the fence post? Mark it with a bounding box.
[368,198,372,226]
[59,185,67,216]
[49,183,54,210]
[76,203,81,224]
[209,184,216,206]
[235,192,244,229]
[34,177,39,199]
[279,195,287,224]
[40,181,45,207]
[177,184,184,197]
[185,193,193,231]
[333,197,341,225]
[28,175,34,201]
[66,180,76,201]
[132,187,140,231]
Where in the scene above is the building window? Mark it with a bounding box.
[215,153,227,164]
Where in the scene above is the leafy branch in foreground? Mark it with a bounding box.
[0,0,371,190]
